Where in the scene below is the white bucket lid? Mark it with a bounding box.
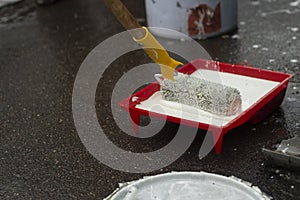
[105,171,270,200]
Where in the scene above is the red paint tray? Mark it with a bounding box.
[119,59,292,154]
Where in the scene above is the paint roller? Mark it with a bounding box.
[102,0,242,116]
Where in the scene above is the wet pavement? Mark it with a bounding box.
[1,0,300,199]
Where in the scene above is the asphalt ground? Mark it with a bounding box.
[1,0,299,199]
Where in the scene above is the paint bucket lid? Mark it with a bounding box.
[105,171,270,200]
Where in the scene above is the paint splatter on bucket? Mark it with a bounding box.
[145,0,238,39]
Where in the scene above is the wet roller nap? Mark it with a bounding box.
[159,73,242,116]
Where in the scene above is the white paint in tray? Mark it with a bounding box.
[136,69,280,127]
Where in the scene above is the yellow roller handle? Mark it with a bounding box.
[133,27,183,80]
[102,0,182,80]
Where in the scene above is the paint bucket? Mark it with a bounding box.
[105,171,271,200]
[145,0,238,39]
